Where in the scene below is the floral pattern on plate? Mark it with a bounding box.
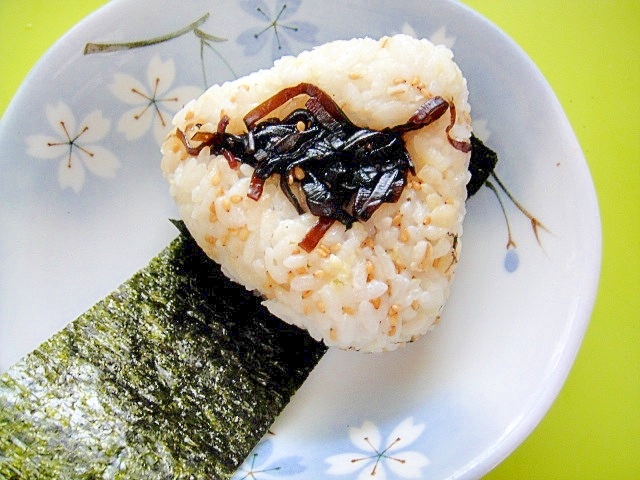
[237,0,319,59]
[25,102,119,192]
[326,418,430,479]
[232,438,306,479]
[109,56,202,145]
[1,1,598,479]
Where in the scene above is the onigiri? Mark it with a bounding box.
[161,35,472,352]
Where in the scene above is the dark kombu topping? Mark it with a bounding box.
[177,83,488,252]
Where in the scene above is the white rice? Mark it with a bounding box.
[161,35,471,352]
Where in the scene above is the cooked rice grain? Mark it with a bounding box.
[161,35,471,352]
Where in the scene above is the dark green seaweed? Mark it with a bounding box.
[467,134,499,197]
[0,222,327,479]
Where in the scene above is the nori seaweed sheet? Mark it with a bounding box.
[0,223,327,479]
[467,134,499,198]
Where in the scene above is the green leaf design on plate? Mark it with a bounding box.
[84,13,236,87]
[83,14,211,54]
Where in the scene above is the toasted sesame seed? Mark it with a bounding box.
[204,235,217,245]
[221,198,231,212]
[316,301,326,314]
[329,327,338,341]
[366,260,374,277]
[387,310,399,336]
[293,166,305,180]
[348,72,363,80]
[363,237,375,248]
[342,306,355,315]
[238,227,250,241]
[393,260,404,274]
[400,229,410,243]
[370,297,382,309]
[264,271,276,289]
[420,88,434,99]
[230,195,243,204]
[433,255,447,273]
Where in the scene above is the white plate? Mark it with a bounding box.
[0,0,601,478]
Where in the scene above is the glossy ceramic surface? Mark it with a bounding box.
[0,1,601,478]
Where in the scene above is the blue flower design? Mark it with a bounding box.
[470,121,549,273]
[504,248,519,272]
[325,418,430,479]
[232,439,306,479]
[237,0,318,59]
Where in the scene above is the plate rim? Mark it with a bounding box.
[0,0,602,478]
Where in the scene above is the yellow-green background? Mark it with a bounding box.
[0,1,638,478]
